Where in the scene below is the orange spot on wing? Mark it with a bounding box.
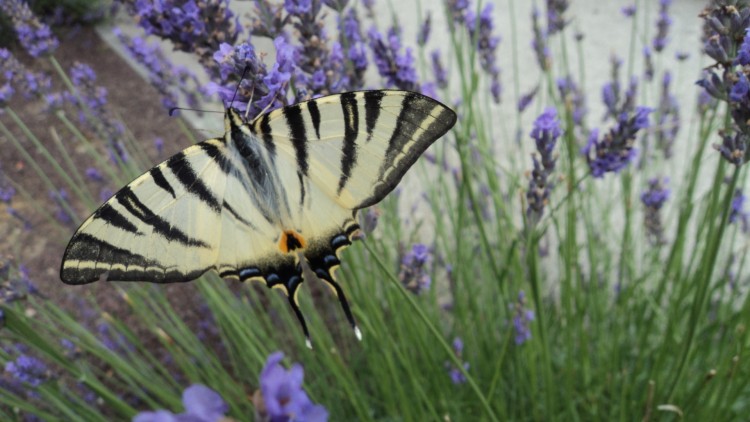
[278,230,306,253]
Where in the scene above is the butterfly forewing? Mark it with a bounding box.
[254,90,457,210]
[60,89,457,343]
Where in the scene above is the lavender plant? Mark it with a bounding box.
[0,0,749,421]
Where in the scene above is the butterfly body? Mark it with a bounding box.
[60,90,457,345]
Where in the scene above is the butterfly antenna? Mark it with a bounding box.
[168,107,223,117]
[229,65,251,110]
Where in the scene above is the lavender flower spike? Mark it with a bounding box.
[652,0,672,52]
[446,337,470,385]
[512,291,534,345]
[546,0,570,34]
[368,26,419,91]
[641,177,670,245]
[714,130,748,166]
[582,107,653,178]
[526,108,562,225]
[0,0,59,57]
[729,189,749,233]
[399,243,433,294]
[5,355,48,387]
[466,4,502,103]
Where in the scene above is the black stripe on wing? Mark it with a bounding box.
[308,99,322,139]
[166,152,221,213]
[358,92,457,209]
[338,92,359,195]
[94,203,140,234]
[150,166,176,199]
[60,233,207,284]
[115,186,209,247]
[284,104,309,176]
[364,90,385,142]
[257,113,277,157]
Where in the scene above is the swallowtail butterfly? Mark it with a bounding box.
[60,90,457,347]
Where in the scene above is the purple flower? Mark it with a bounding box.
[49,188,72,225]
[417,12,431,46]
[133,384,229,422]
[61,61,125,155]
[99,188,114,202]
[399,244,432,294]
[655,71,680,159]
[643,47,654,81]
[154,137,164,156]
[5,355,48,387]
[0,185,15,203]
[582,107,653,178]
[531,7,550,71]
[0,48,52,99]
[526,108,561,224]
[452,337,464,354]
[466,4,501,102]
[546,0,569,34]
[675,51,690,61]
[641,177,670,244]
[0,0,59,57]
[701,3,750,66]
[557,75,587,125]
[115,28,204,111]
[208,41,271,117]
[258,352,328,422]
[652,0,672,52]
[696,70,728,103]
[123,0,239,66]
[0,264,38,302]
[729,189,749,233]
[96,322,133,353]
[431,50,448,89]
[284,0,313,15]
[446,0,470,26]
[85,168,104,183]
[445,337,469,385]
[621,5,636,17]
[0,83,13,105]
[249,0,286,38]
[714,131,748,166]
[512,292,534,345]
[368,26,419,91]
[517,86,538,113]
[737,29,750,66]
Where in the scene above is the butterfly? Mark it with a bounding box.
[60,90,457,347]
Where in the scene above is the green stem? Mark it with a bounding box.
[362,241,500,422]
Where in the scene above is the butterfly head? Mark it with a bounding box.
[224,107,246,134]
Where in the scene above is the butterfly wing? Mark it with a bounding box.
[252,90,457,210]
[60,90,457,345]
[243,90,457,338]
[60,136,281,285]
